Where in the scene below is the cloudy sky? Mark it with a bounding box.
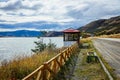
[0,0,120,31]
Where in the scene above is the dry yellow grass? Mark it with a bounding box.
[98,33,120,38]
[0,49,63,79]
[80,37,92,43]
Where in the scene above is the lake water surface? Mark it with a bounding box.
[0,37,63,62]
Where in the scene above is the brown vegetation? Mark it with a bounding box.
[0,48,66,79]
[96,33,120,38]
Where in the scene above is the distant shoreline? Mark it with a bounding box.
[0,36,41,38]
[0,36,63,38]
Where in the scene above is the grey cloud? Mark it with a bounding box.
[67,9,84,19]
[0,1,22,11]
[84,4,120,19]
[7,13,18,16]
[66,2,92,19]
[23,4,42,10]
[0,0,42,11]
[67,0,120,25]
[0,20,6,22]
[0,0,8,2]
[103,8,120,16]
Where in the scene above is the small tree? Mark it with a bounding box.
[47,39,56,51]
[31,38,56,54]
[31,38,46,54]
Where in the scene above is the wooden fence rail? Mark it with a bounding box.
[22,43,78,80]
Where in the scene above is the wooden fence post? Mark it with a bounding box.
[43,63,48,80]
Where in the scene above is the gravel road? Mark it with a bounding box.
[93,38,120,78]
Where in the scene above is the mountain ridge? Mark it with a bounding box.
[0,30,44,37]
[78,16,120,35]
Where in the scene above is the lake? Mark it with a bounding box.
[0,37,63,62]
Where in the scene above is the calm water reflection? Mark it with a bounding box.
[0,37,63,62]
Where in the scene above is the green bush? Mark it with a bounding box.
[31,39,46,53]
[31,38,56,54]
[47,39,56,51]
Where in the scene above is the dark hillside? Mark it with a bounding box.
[78,16,120,35]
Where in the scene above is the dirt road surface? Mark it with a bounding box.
[93,38,120,78]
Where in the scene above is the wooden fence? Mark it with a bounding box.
[22,43,78,80]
